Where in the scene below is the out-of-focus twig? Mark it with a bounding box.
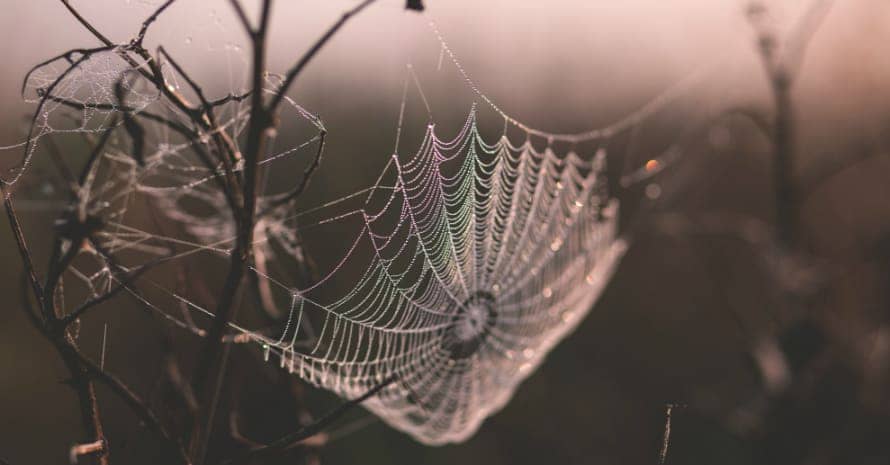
[658,403,685,465]
[747,0,835,250]
[219,376,396,465]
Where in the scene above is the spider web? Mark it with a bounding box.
[3,4,710,445]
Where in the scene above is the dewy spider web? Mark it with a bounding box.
[3,4,708,445]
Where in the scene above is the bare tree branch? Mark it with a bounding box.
[133,0,178,47]
[269,0,378,113]
[219,376,396,465]
[72,346,191,465]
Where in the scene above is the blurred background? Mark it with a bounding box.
[2,1,890,464]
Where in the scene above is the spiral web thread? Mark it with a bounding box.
[1,6,707,445]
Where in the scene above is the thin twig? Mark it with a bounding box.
[13,45,115,183]
[749,0,834,249]
[658,403,684,465]
[43,134,79,195]
[6,132,112,465]
[19,272,45,332]
[60,259,159,328]
[219,376,396,465]
[133,0,178,46]
[60,0,114,46]
[36,3,383,464]
[2,185,45,309]
[70,439,106,465]
[269,0,378,112]
[266,130,326,208]
[190,1,275,461]
[228,0,253,34]
[72,346,191,465]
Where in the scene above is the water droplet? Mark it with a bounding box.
[645,183,662,200]
[593,148,608,171]
[602,199,618,219]
[645,159,661,172]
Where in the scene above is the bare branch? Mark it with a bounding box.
[748,0,835,249]
[658,403,685,465]
[783,0,835,77]
[60,260,158,328]
[76,118,117,188]
[72,346,191,465]
[269,0,378,112]
[3,184,109,465]
[228,0,253,35]
[157,46,214,116]
[2,185,45,309]
[191,2,276,461]
[12,45,116,183]
[60,0,114,46]
[43,135,79,195]
[266,130,326,209]
[70,440,106,465]
[115,75,147,166]
[219,376,396,465]
[19,272,45,332]
[134,0,178,47]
